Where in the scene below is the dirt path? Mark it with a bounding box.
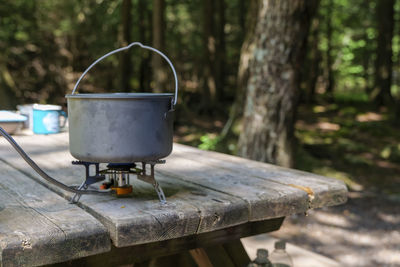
[271,192,400,267]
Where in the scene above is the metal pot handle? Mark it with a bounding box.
[72,42,179,106]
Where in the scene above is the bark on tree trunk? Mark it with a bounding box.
[220,0,259,138]
[215,0,226,101]
[238,0,247,34]
[325,0,334,101]
[306,16,322,104]
[120,0,132,92]
[238,0,319,168]
[372,0,394,107]
[152,0,167,93]
[139,0,151,92]
[202,0,217,107]
[0,60,18,109]
[362,30,372,94]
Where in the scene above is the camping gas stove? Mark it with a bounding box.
[70,160,166,204]
[0,42,177,205]
[0,122,169,204]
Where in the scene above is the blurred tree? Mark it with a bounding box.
[202,0,217,108]
[120,0,132,92]
[2,0,399,135]
[220,0,257,138]
[215,0,226,101]
[372,0,395,107]
[238,0,319,167]
[138,0,152,91]
[0,56,18,109]
[152,0,167,92]
[304,15,322,104]
[325,0,335,101]
[238,0,246,33]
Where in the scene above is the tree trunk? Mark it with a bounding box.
[360,0,373,94]
[120,0,132,92]
[215,0,226,101]
[372,0,394,107]
[0,60,18,109]
[139,0,151,91]
[362,30,372,94]
[152,0,167,93]
[306,16,321,103]
[220,0,259,138]
[202,0,217,107]
[238,0,247,34]
[238,0,319,168]
[325,0,334,100]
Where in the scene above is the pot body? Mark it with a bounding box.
[66,93,174,163]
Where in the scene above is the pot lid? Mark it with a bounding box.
[65,93,174,99]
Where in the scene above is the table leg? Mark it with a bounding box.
[189,239,250,267]
[134,251,196,267]
[189,248,214,267]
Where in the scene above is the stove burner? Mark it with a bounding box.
[100,163,135,196]
[106,163,136,171]
[71,160,166,204]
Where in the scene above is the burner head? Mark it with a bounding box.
[106,163,136,171]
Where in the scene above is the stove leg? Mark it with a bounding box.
[70,181,88,204]
[154,180,167,205]
[138,162,167,204]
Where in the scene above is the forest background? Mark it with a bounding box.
[1,0,399,199]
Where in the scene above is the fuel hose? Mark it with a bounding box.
[0,126,109,195]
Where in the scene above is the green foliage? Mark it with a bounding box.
[197,133,237,154]
[333,91,369,103]
[380,144,400,163]
[0,0,246,109]
[1,0,398,111]
[317,0,378,94]
[198,134,221,150]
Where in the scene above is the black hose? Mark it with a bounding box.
[0,126,109,195]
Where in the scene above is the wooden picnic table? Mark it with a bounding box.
[0,132,347,267]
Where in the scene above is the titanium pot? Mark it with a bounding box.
[66,42,178,163]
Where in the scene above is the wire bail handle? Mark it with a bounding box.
[72,42,178,106]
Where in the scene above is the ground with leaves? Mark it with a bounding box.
[294,96,400,196]
[175,92,400,267]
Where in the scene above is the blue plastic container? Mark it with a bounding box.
[32,104,67,134]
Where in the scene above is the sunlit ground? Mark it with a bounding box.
[174,90,400,266]
[295,97,400,196]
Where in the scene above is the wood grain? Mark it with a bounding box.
[44,218,284,267]
[171,143,348,209]
[0,162,110,267]
[0,134,249,247]
[0,133,347,251]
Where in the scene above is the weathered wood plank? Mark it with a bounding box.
[0,134,249,247]
[34,134,347,208]
[0,162,110,267]
[170,143,348,209]
[3,135,346,210]
[79,176,249,247]
[157,156,310,221]
[0,133,347,249]
[44,218,284,267]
